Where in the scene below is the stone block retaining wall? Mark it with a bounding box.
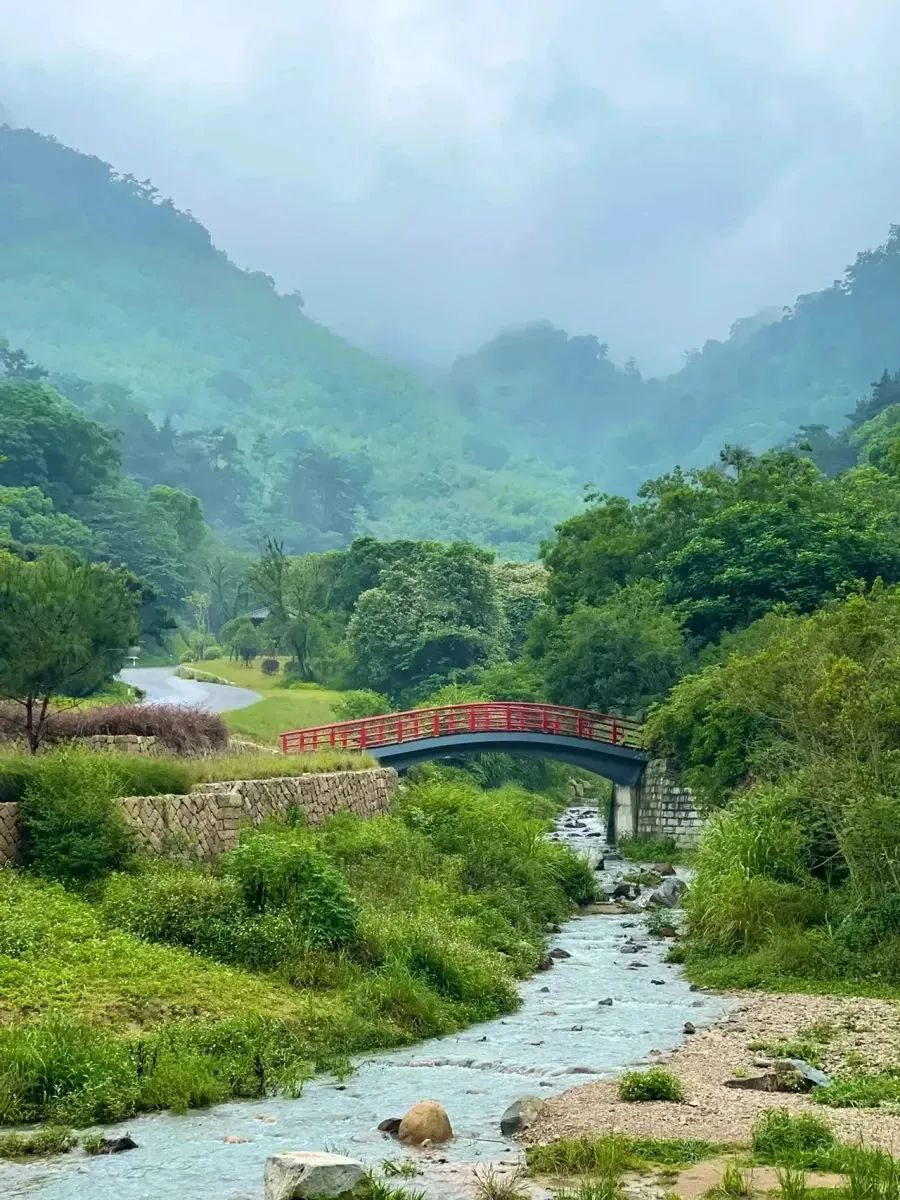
[0,768,397,866]
[614,758,703,849]
[635,758,703,848]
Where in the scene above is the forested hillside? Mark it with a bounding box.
[450,230,900,495]
[4,124,900,558]
[0,127,571,558]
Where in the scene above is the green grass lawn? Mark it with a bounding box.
[190,657,292,692]
[192,658,344,745]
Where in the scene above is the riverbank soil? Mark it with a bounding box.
[526,990,900,1194]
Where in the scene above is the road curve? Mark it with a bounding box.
[119,667,261,714]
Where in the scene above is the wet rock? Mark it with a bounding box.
[571,1025,584,1032]
[651,978,666,985]
[539,986,550,993]
[612,882,640,901]
[724,1073,782,1093]
[500,1096,546,1136]
[598,997,614,1006]
[683,1022,696,1035]
[627,961,648,968]
[549,948,572,960]
[648,877,687,908]
[89,1135,138,1154]
[377,1118,402,1135]
[224,1135,251,1144]
[537,955,555,971]
[398,1100,453,1145]
[651,863,677,877]
[779,1059,832,1090]
[655,924,679,938]
[264,1151,365,1200]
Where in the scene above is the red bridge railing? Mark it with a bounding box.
[280,702,643,756]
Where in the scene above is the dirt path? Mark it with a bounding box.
[525,990,900,1153]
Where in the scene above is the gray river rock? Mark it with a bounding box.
[2,805,727,1199]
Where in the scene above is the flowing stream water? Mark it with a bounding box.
[2,805,727,1200]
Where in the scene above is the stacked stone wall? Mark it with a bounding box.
[0,802,21,865]
[0,768,397,866]
[635,759,703,848]
[613,758,703,849]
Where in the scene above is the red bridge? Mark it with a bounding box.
[281,702,647,785]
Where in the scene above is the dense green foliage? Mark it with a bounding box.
[0,127,571,559]
[530,435,900,715]
[646,583,900,992]
[20,751,134,885]
[248,535,545,702]
[0,554,140,750]
[0,770,593,1125]
[10,125,900,572]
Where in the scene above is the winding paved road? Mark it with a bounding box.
[119,667,261,713]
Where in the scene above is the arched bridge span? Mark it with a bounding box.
[281,702,648,786]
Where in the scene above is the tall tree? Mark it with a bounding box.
[0,553,139,752]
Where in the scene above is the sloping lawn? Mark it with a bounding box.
[190,658,344,745]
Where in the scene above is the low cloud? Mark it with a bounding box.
[3,1,900,370]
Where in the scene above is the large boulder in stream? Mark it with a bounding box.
[264,1151,365,1200]
[500,1096,546,1136]
[648,877,687,908]
[398,1099,453,1145]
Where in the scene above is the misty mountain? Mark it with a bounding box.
[2,124,900,556]
[0,126,573,558]
[455,233,900,497]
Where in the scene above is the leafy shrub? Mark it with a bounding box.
[333,689,392,719]
[223,829,359,947]
[751,1108,837,1168]
[618,1067,684,1102]
[101,865,243,946]
[0,702,228,755]
[0,1125,77,1159]
[20,750,133,886]
[101,864,316,971]
[618,834,680,863]
[0,755,37,803]
[261,657,280,676]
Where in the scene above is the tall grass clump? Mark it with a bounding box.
[0,1125,77,1160]
[223,828,359,947]
[618,1067,684,1102]
[19,749,133,886]
[751,1109,839,1170]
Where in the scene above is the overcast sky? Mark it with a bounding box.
[3,0,900,372]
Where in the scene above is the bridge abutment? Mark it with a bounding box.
[613,758,702,849]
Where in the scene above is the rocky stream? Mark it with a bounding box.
[2,803,727,1200]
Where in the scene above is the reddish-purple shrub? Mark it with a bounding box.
[0,703,228,756]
